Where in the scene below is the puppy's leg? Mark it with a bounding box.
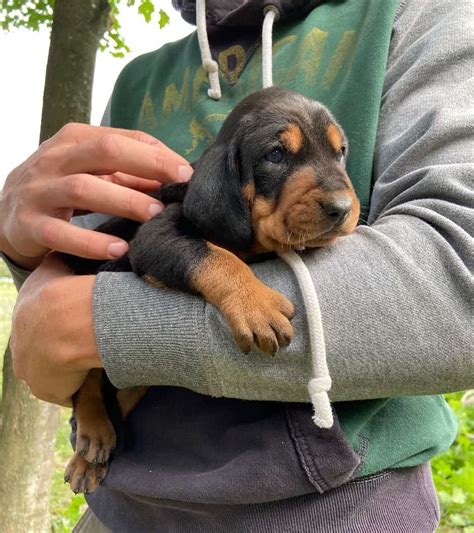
[65,370,116,494]
[73,369,117,464]
[65,379,148,494]
[128,204,295,355]
[116,387,149,419]
[191,243,295,354]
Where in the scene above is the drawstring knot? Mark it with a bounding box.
[308,377,333,428]
[202,58,218,73]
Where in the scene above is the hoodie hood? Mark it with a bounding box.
[172,0,324,27]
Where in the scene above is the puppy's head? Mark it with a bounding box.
[183,87,360,252]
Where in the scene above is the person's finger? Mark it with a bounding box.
[41,174,164,222]
[100,172,162,193]
[59,134,193,184]
[33,216,130,260]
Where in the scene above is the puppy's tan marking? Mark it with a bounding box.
[327,123,343,153]
[251,166,359,251]
[280,124,304,153]
[143,275,166,288]
[191,243,294,354]
[253,196,274,219]
[242,181,255,204]
[251,168,323,251]
[341,176,361,234]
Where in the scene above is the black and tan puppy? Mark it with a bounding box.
[62,87,360,493]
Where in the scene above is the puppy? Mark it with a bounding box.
[62,86,360,494]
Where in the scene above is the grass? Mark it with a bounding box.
[433,392,474,532]
[0,257,472,531]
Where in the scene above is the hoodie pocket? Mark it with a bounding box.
[94,388,360,505]
[286,402,361,493]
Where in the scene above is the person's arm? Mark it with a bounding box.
[10,0,473,406]
[90,0,473,401]
[3,125,193,404]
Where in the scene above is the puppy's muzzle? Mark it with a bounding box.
[320,197,352,226]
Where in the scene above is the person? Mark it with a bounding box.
[2,0,473,531]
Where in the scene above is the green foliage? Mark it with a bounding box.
[0,0,170,57]
[0,0,54,31]
[433,392,474,530]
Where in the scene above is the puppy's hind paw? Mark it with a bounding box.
[76,418,116,465]
[64,453,108,495]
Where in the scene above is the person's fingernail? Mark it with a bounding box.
[149,203,164,217]
[108,241,128,258]
[178,165,193,182]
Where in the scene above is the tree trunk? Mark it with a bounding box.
[0,1,110,531]
[0,348,60,533]
[41,0,111,141]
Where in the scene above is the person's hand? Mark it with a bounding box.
[0,123,193,269]
[11,254,102,406]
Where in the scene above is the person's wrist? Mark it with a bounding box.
[42,274,103,371]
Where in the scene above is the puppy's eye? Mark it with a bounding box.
[265,147,284,164]
[337,146,346,164]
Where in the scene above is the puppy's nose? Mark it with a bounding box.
[320,197,352,225]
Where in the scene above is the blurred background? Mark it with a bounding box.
[0,1,472,531]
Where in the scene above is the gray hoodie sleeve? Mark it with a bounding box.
[31,0,474,402]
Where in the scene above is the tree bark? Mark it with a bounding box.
[0,1,110,531]
[0,348,60,533]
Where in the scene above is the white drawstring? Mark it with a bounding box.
[196,0,222,100]
[264,7,335,430]
[262,6,278,88]
[194,0,334,429]
[278,251,334,428]
[263,4,334,428]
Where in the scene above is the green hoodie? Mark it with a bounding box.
[102,0,459,479]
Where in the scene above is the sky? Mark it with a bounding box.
[0,1,194,188]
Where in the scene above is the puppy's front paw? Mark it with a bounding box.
[76,417,116,465]
[64,453,108,494]
[222,284,295,355]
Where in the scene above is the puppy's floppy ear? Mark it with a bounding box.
[183,140,252,250]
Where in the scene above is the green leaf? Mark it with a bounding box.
[450,487,467,505]
[138,0,154,23]
[158,9,170,29]
[449,513,469,527]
